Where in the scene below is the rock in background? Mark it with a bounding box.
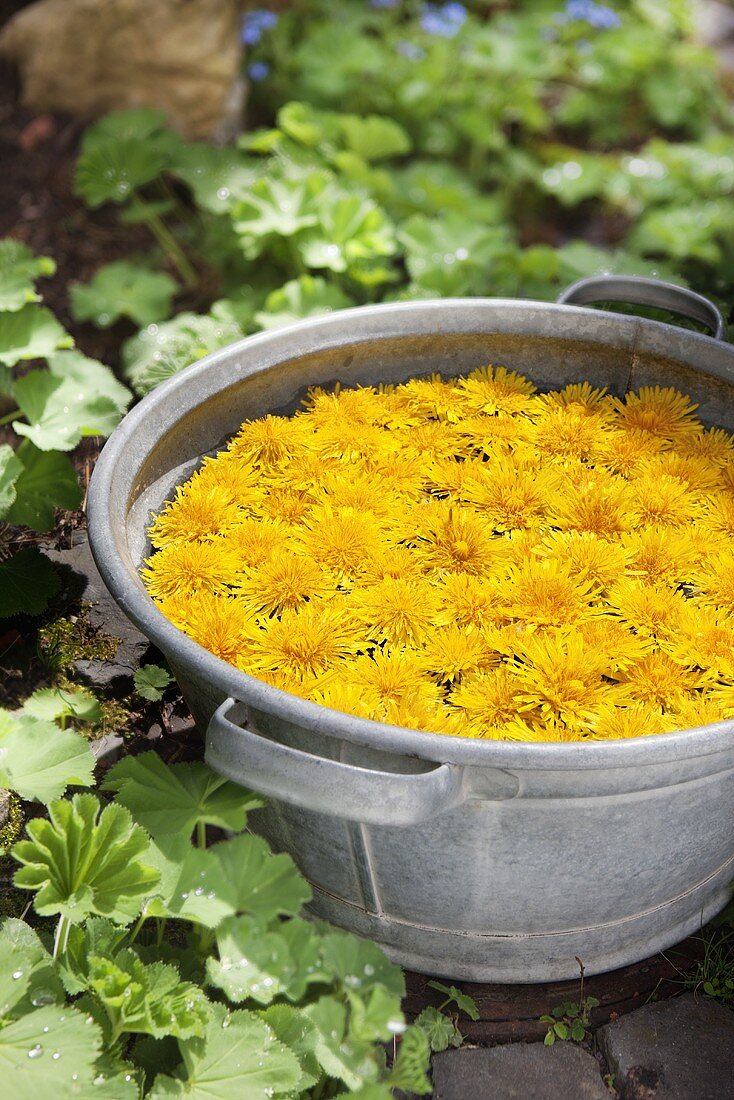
[0,0,245,141]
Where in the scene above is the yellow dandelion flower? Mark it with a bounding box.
[534,531,631,589]
[699,493,734,542]
[246,601,362,681]
[588,702,671,740]
[422,456,486,501]
[358,545,424,584]
[230,414,309,468]
[434,572,507,630]
[419,624,500,682]
[235,551,331,617]
[667,690,726,731]
[692,549,734,614]
[407,504,507,575]
[620,527,697,587]
[318,467,401,517]
[351,576,440,646]
[183,592,256,666]
[450,666,526,731]
[256,487,316,525]
[141,541,241,600]
[611,386,702,441]
[277,449,335,493]
[577,617,653,672]
[148,480,244,548]
[401,373,468,423]
[219,517,291,569]
[509,630,621,728]
[312,418,392,463]
[456,364,537,416]
[503,558,600,629]
[627,473,699,528]
[463,455,560,531]
[709,682,734,719]
[676,426,734,466]
[455,413,533,455]
[637,451,721,493]
[617,651,703,706]
[554,472,631,538]
[343,648,442,719]
[297,504,385,579]
[309,678,373,721]
[534,381,612,415]
[591,428,664,478]
[399,420,468,461]
[529,405,608,463]
[302,383,385,427]
[362,451,427,498]
[152,592,190,631]
[662,604,734,681]
[606,578,687,641]
[197,450,262,501]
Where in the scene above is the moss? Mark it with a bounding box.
[93,695,132,739]
[38,607,118,676]
[0,793,23,856]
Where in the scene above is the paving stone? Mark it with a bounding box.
[432,1042,611,1100]
[597,993,734,1100]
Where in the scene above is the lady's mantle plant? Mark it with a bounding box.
[3,749,432,1097]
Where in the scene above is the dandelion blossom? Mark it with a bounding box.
[456,364,537,415]
[611,386,701,441]
[351,576,440,646]
[236,551,331,616]
[142,541,240,600]
[148,481,243,547]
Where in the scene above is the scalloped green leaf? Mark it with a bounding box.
[255,275,353,330]
[303,996,378,1090]
[75,137,170,207]
[298,193,397,275]
[0,304,73,367]
[0,443,23,519]
[0,548,60,617]
[70,262,177,328]
[259,1004,320,1091]
[427,980,480,1020]
[5,441,81,531]
[207,915,323,1005]
[0,1004,103,1099]
[48,349,131,415]
[13,793,159,923]
[387,1025,431,1095]
[232,172,331,257]
[121,312,243,396]
[133,664,172,701]
[170,144,258,214]
[0,239,55,312]
[320,930,404,999]
[23,685,101,723]
[0,709,94,802]
[149,1004,302,1099]
[211,834,311,921]
[339,114,412,161]
[12,371,121,450]
[414,1006,462,1052]
[0,919,63,1020]
[398,212,511,296]
[103,751,260,840]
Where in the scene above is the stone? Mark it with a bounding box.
[431,1042,611,1100]
[596,993,734,1100]
[0,0,245,141]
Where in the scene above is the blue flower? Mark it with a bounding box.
[563,0,621,29]
[371,0,399,7]
[240,9,279,46]
[396,40,425,61]
[247,61,271,82]
[420,2,467,38]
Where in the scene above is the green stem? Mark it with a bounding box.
[128,909,148,945]
[0,409,21,427]
[132,190,198,288]
[53,915,72,961]
[197,821,207,849]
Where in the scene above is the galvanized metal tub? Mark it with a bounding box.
[88,278,734,982]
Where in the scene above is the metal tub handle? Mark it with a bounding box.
[206,698,465,827]
[557,275,726,341]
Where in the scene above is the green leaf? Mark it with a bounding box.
[388,1025,432,1095]
[303,996,378,1090]
[255,275,353,330]
[398,213,511,296]
[103,751,260,840]
[321,931,404,999]
[554,1022,570,1040]
[48,348,131,416]
[81,108,170,146]
[339,114,412,161]
[23,685,101,723]
[75,136,170,207]
[70,262,177,328]
[0,304,73,367]
[5,441,81,531]
[259,1004,320,1090]
[0,239,55,312]
[211,834,311,921]
[0,918,63,1020]
[13,792,159,923]
[149,1003,302,1099]
[0,443,24,519]
[415,1006,462,1052]
[13,370,120,450]
[298,193,397,275]
[0,548,60,617]
[544,1029,555,1046]
[333,1087,393,1100]
[427,980,480,1021]
[570,1021,586,1041]
[88,949,210,1039]
[0,1004,103,1098]
[0,709,94,802]
[170,144,258,214]
[348,984,406,1045]
[207,915,323,1005]
[133,664,173,701]
[59,918,129,997]
[232,172,330,256]
[122,311,243,396]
